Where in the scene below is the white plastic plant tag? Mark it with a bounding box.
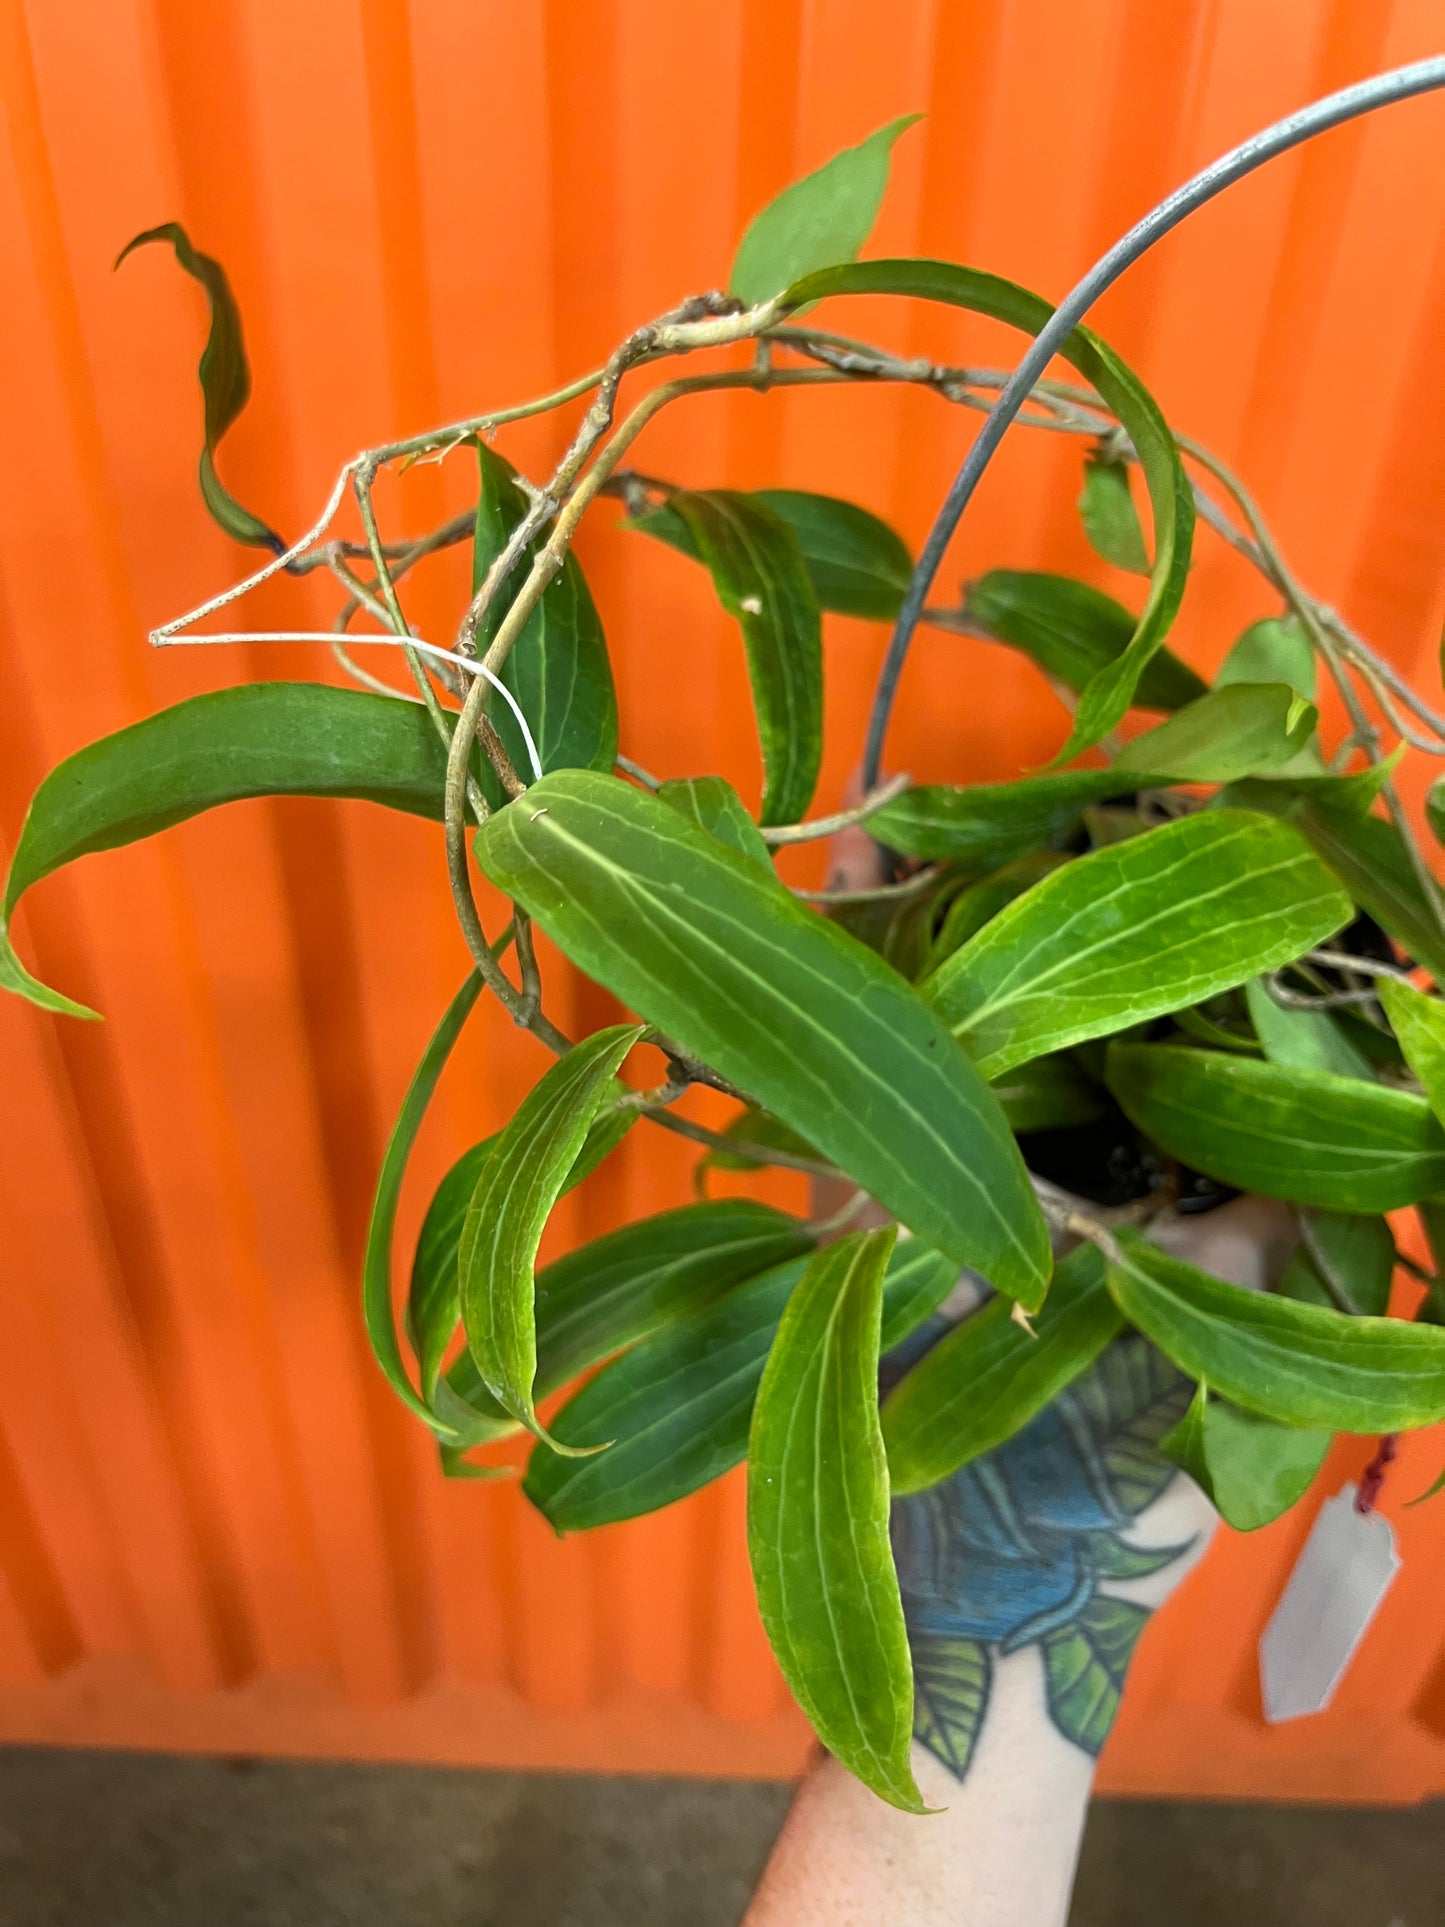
[1259,1483,1401,1723]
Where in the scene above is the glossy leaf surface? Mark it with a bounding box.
[665,491,822,825]
[1,683,471,1018]
[870,769,1148,868]
[965,572,1204,712]
[779,259,1195,760]
[1107,1043,1445,1212]
[117,223,281,550]
[473,444,617,802]
[883,1244,1122,1494]
[458,1025,643,1443]
[477,772,1051,1304]
[729,116,921,303]
[1106,1233,1445,1430]
[747,1229,926,1812]
[927,812,1350,1079]
[524,1240,957,1531]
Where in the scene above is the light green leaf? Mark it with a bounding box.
[657,775,772,869]
[664,491,822,825]
[777,260,1195,761]
[458,1024,643,1446]
[883,1243,1122,1494]
[1215,614,1316,700]
[1,683,475,1019]
[1245,977,1373,1081]
[1428,778,1445,851]
[1278,1212,1395,1318]
[117,223,281,551]
[729,116,922,305]
[1106,1043,1445,1212]
[870,769,1150,868]
[1163,1382,1332,1531]
[407,1104,635,1400]
[965,572,1205,713]
[1079,456,1150,574]
[1042,1597,1150,1755]
[633,490,913,621]
[476,771,1052,1305]
[523,1239,956,1531]
[1379,978,1445,1128]
[1106,1230,1445,1431]
[472,444,618,803]
[925,811,1351,1080]
[1114,684,1317,783]
[747,1228,926,1812]
[362,974,483,1439]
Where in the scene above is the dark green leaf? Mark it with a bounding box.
[1079,456,1150,574]
[472,444,618,803]
[924,852,1067,972]
[362,974,482,1438]
[1,683,473,1019]
[926,812,1351,1079]
[883,1244,1122,1494]
[477,771,1052,1305]
[1106,1043,1445,1212]
[697,1106,822,1175]
[657,775,772,869]
[992,1054,1108,1135]
[778,260,1195,760]
[965,572,1205,712]
[911,1636,991,1780]
[1042,1597,1151,1755]
[664,491,822,825]
[1114,684,1317,783]
[523,1239,956,1532]
[747,1228,925,1812]
[407,1105,635,1400]
[1215,615,1316,700]
[870,769,1149,868]
[1281,801,1445,982]
[116,223,281,551]
[1106,1231,1445,1430]
[1244,978,1373,1081]
[1428,778,1445,852]
[633,490,914,621]
[1163,1383,1331,1531]
[1278,1213,1395,1318]
[458,1025,643,1445]
[729,116,922,305]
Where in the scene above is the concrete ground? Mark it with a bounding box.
[0,1748,1439,1926]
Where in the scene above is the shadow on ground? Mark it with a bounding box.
[0,1747,1438,1925]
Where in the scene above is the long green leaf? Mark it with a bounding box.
[1079,456,1150,574]
[883,1243,1122,1494]
[1106,1231,1445,1431]
[523,1240,957,1531]
[665,491,822,825]
[407,1104,635,1399]
[869,769,1149,868]
[117,223,281,551]
[780,260,1195,758]
[1162,1383,1332,1532]
[1,683,470,1018]
[965,572,1205,712]
[924,853,1067,972]
[1286,802,1445,982]
[473,444,618,802]
[1106,1043,1445,1212]
[457,1024,643,1445]
[926,812,1351,1079]
[361,973,483,1438]
[1379,978,1445,1126]
[747,1228,926,1812]
[729,116,921,304]
[634,490,913,621]
[476,771,1052,1305]
[1113,685,1317,782]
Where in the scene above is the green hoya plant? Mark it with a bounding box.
[7,114,1445,1815]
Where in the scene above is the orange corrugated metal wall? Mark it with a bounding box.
[2,0,1444,1798]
